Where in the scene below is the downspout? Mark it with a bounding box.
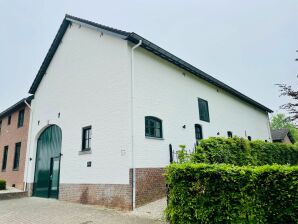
[23,99,33,192]
[131,40,142,210]
[267,112,272,142]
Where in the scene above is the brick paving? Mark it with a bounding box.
[0,197,165,224]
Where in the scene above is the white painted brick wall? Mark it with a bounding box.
[25,22,271,185]
[26,23,132,185]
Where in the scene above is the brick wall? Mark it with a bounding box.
[27,168,166,210]
[59,183,132,210]
[0,105,30,190]
[135,168,166,207]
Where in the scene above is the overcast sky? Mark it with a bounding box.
[0,0,297,116]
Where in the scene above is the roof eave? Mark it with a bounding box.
[29,19,70,94]
[28,15,273,113]
[126,33,273,113]
[0,95,34,120]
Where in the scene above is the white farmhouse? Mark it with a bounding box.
[24,15,272,210]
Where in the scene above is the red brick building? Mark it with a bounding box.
[0,96,32,190]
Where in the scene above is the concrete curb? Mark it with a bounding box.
[0,191,28,200]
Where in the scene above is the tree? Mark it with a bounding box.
[277,82,298,123]
[276,50,298,123]
[270,113,298,142]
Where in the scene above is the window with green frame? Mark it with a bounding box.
[198,98,210,122]
[195,124,203,141]
[145,116,163,139]
[2,146,8,171]
[13,142,21,170]
[18,109,25,128]
[82,126,92,151]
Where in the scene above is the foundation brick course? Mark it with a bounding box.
[59,183,133,210]
[27,168,166,210]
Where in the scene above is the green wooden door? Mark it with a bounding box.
[33,125,62,199]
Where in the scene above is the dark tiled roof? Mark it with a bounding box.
[0,95,34,120]
[29,14,272,113]
[271,128,295,144]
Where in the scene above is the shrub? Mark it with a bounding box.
[190,137,298,165]
[0,179,6,190]
[166,163,298,224]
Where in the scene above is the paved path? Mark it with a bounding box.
[0,197,165,224]
[132,198,167,220]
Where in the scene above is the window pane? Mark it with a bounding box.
[82,127,92,150]
[13,143,21,169]
[195,125,203,140]
[155,128,161,138]
[149,120,155,128]
[198,99,210,122]
[18,110,25,127]
[149,127,155,136]
[155,121,160,129]
[145,117,163,138]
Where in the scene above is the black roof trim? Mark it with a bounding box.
[0,95,34,120]
[28,15,272,113]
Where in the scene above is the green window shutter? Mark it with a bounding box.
[198,98,210,122]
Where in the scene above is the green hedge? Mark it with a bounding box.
[0,179,6,190]
[166,163,298,224]
[190,137,298,165]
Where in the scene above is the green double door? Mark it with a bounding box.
[33,125,62,199]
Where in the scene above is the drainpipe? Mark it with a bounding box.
[23,99,33,192]
[24,100,31,110]
[131,39,142,210]
[267,112,272,142]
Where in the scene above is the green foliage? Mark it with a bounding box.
[166,163,298,224]
[190,137,298,165]
[0,179,6,190]
[271,113,294,129]
[271,113,298,142]
[176,145,190,163]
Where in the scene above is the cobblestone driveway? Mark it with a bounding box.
[0,198,165,224]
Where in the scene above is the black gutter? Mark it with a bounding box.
[0,95,34,120]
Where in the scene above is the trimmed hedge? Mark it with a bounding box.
[0,179,6,190]
[166,163,298,224]
[190,137,298,165]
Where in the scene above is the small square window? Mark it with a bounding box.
[82,126,92,151]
